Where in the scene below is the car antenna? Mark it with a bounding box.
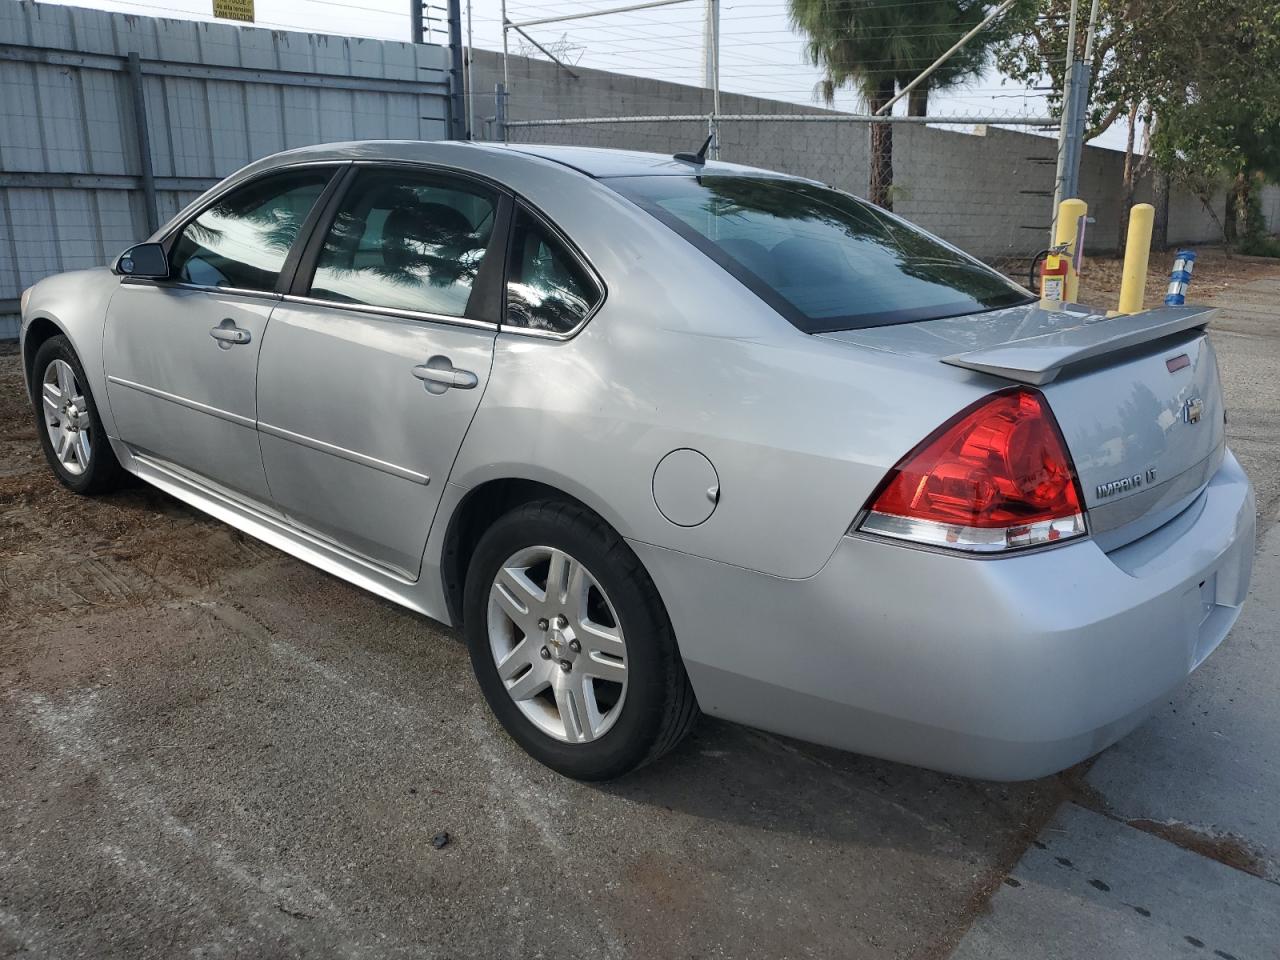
[673,134,715,166]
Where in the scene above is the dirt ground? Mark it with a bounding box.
[1077,246,1280,310]
[2,258,1278,959]
[997,244,1280,311]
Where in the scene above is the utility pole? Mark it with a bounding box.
[1050,0,1080,241]
[501,0,509,103]
[447,0,467,139]
[466,0,475,141]
[410,0,423,43]
[702,0,720,158]
[1050,0,1099,243]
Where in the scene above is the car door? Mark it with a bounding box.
[102,165,343,503]
[255,165,508,579]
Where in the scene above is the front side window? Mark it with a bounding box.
[505,209,600,334]
[606,175,1033,333]
[307,170,497,318]
[169,169,333,291]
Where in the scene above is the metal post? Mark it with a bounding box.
[505,112,1057,127]
[1051,0,1081,242]
[1056,0,1101,219]
[466,0,475,142]
[125,52,158,235]
[447,0,467,139]
[495,81,507,143]
[508,0,693,29]
[501,0,509,99]
[410,0,423,44]
[1063,0,1101,201]
[1082,0,1102,60]
[1065,60,1090,190]
[704,0,720,158]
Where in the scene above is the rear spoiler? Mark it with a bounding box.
[941,304,1215,385]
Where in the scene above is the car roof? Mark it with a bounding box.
[251,139,796,182]
[484,142,793,180]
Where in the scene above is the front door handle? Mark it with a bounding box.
[210,319,252,349]
[412,355,478,394]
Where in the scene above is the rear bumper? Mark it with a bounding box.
[633,449,1256,780]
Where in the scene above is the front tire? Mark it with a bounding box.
[464,500,698,780]
[31,335,126,495]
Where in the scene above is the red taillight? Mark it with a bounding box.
[858,387,1087,552]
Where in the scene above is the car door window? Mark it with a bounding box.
[505,210,601,334]
[169,169,333,291]
[307,170,498,318]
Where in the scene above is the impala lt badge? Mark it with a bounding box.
[1184,397,1204,424]
[1097,466,1158,500]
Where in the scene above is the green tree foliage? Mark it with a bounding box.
[997,0,1280,250]
[1148,4,1280,251]
[788,0,1009,209]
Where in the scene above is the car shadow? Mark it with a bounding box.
[594,712,1077,866]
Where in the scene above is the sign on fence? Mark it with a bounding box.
[212,0,254,23]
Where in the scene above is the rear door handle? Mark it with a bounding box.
[412,355,478,394]
[210,319,252,348]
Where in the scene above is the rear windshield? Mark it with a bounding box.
[606,175,1033,333]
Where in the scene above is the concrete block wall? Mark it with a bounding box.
[472,49,1278,260]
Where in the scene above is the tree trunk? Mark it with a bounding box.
[907,85,928,117]
[1151,166,1170,252]
[868,79,895,210]
[1117,103,1139,257]
[1224,171,1246,246]
[1236,172,1256,248]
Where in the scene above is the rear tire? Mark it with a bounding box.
[31,335,126,495]
[464,499,698,780]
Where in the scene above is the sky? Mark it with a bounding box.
[39,0,1127,150]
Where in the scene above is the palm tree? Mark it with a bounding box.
[789,0,998,209]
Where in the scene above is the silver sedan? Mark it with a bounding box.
[18,141,1255,781]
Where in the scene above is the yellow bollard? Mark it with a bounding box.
[1054,198,1088,303]
[1116,203,1155,315]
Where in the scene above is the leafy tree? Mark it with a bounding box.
[997,0,1280,251]
[788,0,1007,209]
[1147,3,1280,252]
[997,0,1169,249]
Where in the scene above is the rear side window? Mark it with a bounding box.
[307,169,498,318]
[606,175,1032,333]
[504,209,601,334]
[169,169,332,291]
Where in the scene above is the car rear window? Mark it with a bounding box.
[605,175,1033,333]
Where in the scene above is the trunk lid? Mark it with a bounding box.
[822,302,1226,549]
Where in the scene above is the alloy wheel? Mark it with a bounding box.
[41,358,91,476]
[486,545,628,743]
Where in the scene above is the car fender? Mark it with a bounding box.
[20,267,122,438]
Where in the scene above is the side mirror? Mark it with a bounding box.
[114,242,169,279]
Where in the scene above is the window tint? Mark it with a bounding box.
[307,170,497,317]
[169,169,332,291]
[606,175,1033,333]
[505,210,600,334]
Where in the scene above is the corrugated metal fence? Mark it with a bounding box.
[0,0,452,338]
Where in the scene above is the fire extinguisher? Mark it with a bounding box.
[1040,253,1069,304]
